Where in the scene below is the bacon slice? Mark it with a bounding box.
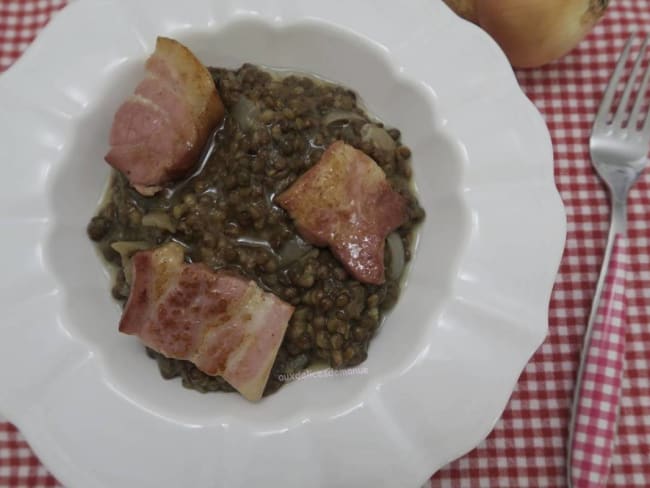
[275,141,408,285]
[119,243,294,401]
[105,37,225,195]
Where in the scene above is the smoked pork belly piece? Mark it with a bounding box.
[119,242,294,401]
[105,37,224,195]
[275,141,408,285]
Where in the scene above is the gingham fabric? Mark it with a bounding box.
[569,237,629,487]
[0,1,649,487]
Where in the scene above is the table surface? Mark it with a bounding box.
[1,0,649,487]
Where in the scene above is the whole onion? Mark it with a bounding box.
[443,0,609,68]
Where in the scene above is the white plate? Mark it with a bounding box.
[0,1,565,487]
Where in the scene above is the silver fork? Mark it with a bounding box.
[567,35,650,488]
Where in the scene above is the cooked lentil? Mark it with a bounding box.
[88,63,425,397]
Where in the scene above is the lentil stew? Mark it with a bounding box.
[88,63,425,397]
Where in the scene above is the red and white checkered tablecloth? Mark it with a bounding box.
[1,0,649,487]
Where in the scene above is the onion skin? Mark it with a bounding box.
[443,0,608,68]
[442,0,477,23]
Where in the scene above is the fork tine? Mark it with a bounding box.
[613,36,648,126]
[594,36,635,128]
[632,47,650,133]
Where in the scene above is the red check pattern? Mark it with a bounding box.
[569,236,629,487]
[0,0,66,71]
[1,1,649,487]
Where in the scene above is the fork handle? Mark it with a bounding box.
[568,229,628,488]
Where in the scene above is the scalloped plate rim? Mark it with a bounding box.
[0,0,566,487]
